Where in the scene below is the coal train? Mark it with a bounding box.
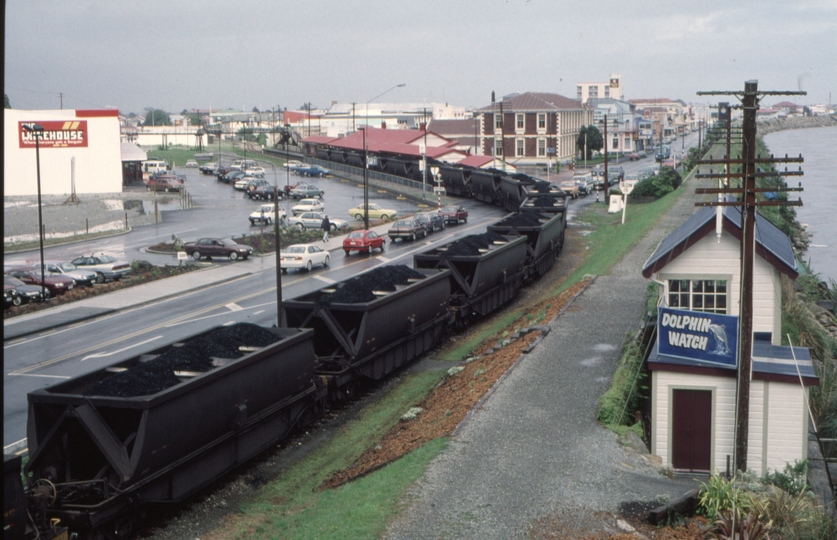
[7,181,568,540]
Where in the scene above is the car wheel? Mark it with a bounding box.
[381,214,389,221]
[306,260,313,272]
[355,213,363,221]
[318,191,324,198]
[12,296,22,307]
[282,268,287,273]
[95,272,106,284]
[192,251,201,261]
[296,223,305,230]
[410,233,415,241]
[380,241,385,251]
[229,251,239,261]
[463,217,468,223]
[366,246,372,254]
[344,250,351,256]
[330,224,337,232]
[43,290,51,301]
[323,255,330,267]
[266,217,272,225]
[422,229,428,238]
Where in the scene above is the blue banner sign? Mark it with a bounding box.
[658,307,738,368]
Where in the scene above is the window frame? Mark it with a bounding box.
[665,278,730,314]
[516,138,525,157]
[516,113,524,131]
[537,138,546,157]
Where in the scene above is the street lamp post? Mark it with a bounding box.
[363,83,406,229]
[22,123,47,301]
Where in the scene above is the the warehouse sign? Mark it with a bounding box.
[657,307,738,368]
[18,121,88,148]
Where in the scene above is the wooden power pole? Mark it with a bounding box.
[696,80,805,474]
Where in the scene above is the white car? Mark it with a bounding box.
[244,166,266,178]
[249,204,286,226]
[279,244,330,272]
[291,198,325,215]
[283,160,303,169]
[185,159,199,168]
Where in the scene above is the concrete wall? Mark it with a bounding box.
[4,109,123,196]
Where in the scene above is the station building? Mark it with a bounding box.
[642,205,818,475]
[4,108,124,196]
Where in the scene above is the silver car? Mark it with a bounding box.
[70,254,132,283]
[45,261,98,287]
[287,212,348,231]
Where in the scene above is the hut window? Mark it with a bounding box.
[668,279,728,314]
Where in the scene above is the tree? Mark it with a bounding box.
[142,108,172,126]
[576,125,603,160]
[4,93,10,108]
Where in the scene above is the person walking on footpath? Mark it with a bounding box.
[321,215,330,242]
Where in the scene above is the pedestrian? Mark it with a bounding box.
[321,215,330,242]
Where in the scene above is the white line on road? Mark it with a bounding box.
[80,335,163,362]
[8,373,71,379]
[314,276,336,284]
[225,303,244,311]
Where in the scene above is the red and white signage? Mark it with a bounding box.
[18,121,89,149]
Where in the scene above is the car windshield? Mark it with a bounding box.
[442,207,457,212]
[284,246,305,254]
[97,255,116,263]
[55,262,76,271]
[347,231,366,239]
[394,220,410,227]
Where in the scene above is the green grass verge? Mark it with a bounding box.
[224,370,447,539]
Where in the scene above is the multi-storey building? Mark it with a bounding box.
[576,74,622,105]
[476,92,592,167]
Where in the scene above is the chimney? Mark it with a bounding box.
[381,121,387,129]
[420,122,426,132]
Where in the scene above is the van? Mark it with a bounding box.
[230,159,259,171]
[142,160,169,176]
[571,172,593,195]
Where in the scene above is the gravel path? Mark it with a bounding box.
[384,174,711,539]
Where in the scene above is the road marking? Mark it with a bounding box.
[12,373,71,379]
[225,303,244,311]
[314,276,336,284]
[80,336,163,362]
[3,439,27,455]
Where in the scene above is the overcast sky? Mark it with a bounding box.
[5,0,836,115]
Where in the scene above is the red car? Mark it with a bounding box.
[343,230,386,255]
[145,175,184,192]
[5,266,75,296]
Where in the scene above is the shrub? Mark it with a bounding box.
[762,460,809,496]
[698,475,753,519]
[629,167,682,199]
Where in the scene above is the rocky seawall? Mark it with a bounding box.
[758,114,837,135]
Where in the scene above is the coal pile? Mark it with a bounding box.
[494,212,546,228]
[529,180,554,193]
[319,265,426,305]
[84,324,282,398]
[441,231,507,257]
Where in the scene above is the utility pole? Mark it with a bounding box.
[696,81,805,474]
[499,100,506,172]
[59,93,63,109]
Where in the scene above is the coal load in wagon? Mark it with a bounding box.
[318,265,426,305]
[84,323,283,397]
[530,181,554,193]
[494,212,546,228]
[439,231,507,257]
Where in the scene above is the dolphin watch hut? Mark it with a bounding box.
[641,205,818,475]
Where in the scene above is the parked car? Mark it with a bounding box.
[637,150,648,159]
[230,159,259,171]
[44,261,97,287]
[413,212,445,233]
[250,184,283,201]
[70,254,133,282]
[184,238,253,261]
[279,244,330,272]
[249,204,286,226]
[185,159,199,168]
[243,178,272,197]
[292,198,325,215]
[5,267,75,296]
[295,164,331,177]
[4,275,49,303]
[220,170,246,184]
[4,283,22,308]
[438,205,468,224]
[347,203,397,221]
[289,183,325,199]
[244,166,266,178]
[145,175,184,192]
[388,219,428,242]
[199,162,219,175]
[214,166,236,180]
[628,153,641,161]
[559,179,580,199]
[287,212,348,232]
[343,230,386,255]
[283,160,304,169]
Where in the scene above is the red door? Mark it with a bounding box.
[671,389,712,472]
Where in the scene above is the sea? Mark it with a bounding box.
[763,126,837,284]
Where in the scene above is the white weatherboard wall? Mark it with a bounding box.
[651,371,808,476]
[657,231,782,344]
[4,109,123,196]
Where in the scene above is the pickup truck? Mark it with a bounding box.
[438,205,468,225]
[388,219,428,242]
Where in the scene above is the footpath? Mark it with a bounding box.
[384,176,708,539]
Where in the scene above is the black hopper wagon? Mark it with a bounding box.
[21,324,322,539]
